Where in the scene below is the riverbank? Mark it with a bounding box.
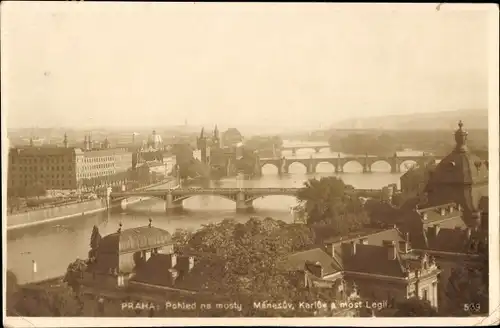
[6,179,177,231]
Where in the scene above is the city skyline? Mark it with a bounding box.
[1,3,493,129]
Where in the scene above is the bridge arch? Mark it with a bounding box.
[314,161,336,173]
[370,160,392,173]
[343,160,364,173]
[261,162,280,175]
[286,160,308,173]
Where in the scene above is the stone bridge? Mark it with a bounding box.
[109,187,301,213]
[258,154,438,175]
[109,187,385,213]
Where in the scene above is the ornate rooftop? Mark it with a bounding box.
[98,223,172,255]
[426,121,488,185]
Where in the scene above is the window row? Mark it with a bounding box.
[13,165,74,172]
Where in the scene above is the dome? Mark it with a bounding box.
[98,226,172,255]
[427,121,488,185]
[424,121,488,216]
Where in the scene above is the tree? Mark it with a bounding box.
[88,225,101,259]
[6,270,20,316]
[171,228,194,251]
[63,259,88,294]
[444,260,489,316]
[297,176,370,239]
[13,286,83,317]
[177,216,317,312]
[393,297,439,317]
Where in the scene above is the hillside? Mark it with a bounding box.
[331,109,488,130]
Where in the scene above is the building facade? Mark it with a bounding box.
[7,134,133,196]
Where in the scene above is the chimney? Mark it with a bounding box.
[405,232,410,242]
[466,228,472,240]
[187,256,194,272]
[422,212,428,220]
[305,261,323,278]
[170,253,177,268]
[434,224,440,237]
[440,208,446,216]
[359,238,368,245]
[449,204,454,213]
[350,241,357,256]
[326,243,335,256]
[383,240,397,260]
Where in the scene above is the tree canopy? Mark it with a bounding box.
[173,217,321,315]
[297,176,370,240]
[392,297,439,317]
[89,225,102,259]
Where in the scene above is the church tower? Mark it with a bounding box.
[212,125,220,149]
[197,127,209,165]
[63,133,68,148]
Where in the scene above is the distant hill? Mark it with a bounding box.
[331,109,488,130]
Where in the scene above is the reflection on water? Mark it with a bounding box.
[7,147,417,284]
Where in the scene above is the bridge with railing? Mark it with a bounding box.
[109,187,383,213]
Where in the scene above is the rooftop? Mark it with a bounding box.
[98,225,172,255]
[324,228,405,246]
[426,121,488,186]
[415,203,464,225]
[281,248,342,276]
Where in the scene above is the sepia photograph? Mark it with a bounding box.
[2,2,499,327]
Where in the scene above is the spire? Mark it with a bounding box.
[29,137,34,147]
[88,134,93,150]
[454,120,468,152]
[214,124,219,138]
[200,127,204,139]
[103,137,110,148]
[63,133,68,148]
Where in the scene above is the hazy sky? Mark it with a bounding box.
[1,3,494,129]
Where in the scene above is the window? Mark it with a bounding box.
[423,289,428,301]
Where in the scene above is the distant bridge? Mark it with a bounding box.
[259,154,438,175]
[280,143,331,155]
[109,187,382,213]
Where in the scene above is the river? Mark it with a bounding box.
[6,148,424,284]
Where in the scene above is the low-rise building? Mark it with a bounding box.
[283,228,441,312]
[85,222,195,289]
